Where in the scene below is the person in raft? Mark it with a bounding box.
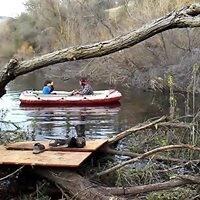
[72,77,94,95]
[42,80,54,94]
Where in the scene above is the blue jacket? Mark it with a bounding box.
[43,86,52,94]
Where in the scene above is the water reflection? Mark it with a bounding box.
[19,104,121,140]
[0,89,168,141]
[75,114,86,137]
[1,75,172,141]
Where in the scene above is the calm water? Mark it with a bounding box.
[0,73,169,141]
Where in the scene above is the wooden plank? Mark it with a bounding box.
[6,139,107,152]
[0,146,91,167]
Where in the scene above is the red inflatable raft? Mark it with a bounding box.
[19,89,122,106]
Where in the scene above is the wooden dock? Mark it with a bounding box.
[0,139,107,168]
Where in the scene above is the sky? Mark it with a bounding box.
[0,0,26,17]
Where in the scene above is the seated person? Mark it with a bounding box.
[72,77,93,95]
[42,80,54,94]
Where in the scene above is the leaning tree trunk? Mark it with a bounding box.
[1,3,200,97]
[35,168,125,200]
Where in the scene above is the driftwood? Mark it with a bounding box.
[1,3,200,97]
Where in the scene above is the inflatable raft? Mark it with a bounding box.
[19,89,122,106]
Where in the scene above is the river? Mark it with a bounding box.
[0,72,171,141]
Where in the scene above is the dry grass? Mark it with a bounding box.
[107,0,198,24]
[87,0,200,86]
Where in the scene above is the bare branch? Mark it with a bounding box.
[105,176,200,196]
[0,165,24,181]
[102,146,193,164]
[0,120,20,130]
[107,116,166,145]
[96,144,200,177]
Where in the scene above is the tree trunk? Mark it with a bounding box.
[35,168,124,200]
[0,3,200,96]
[35,168,200,199]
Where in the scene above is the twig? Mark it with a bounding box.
[0,165,24,181]
[55,183,70,199]
[0,120,20,129]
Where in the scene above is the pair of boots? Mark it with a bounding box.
[33,137,86,154]
[49,137,86,148]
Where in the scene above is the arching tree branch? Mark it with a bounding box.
[0,3,200,96]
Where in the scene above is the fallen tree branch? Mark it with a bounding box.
[1,3,200,95]
[102,146,193,164]
[105,176,200,196]
[176,175,200,184]
[36,168,200,197]
[96,144,200,177]
[107,116,166,145]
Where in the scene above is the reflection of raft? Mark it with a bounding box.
[1,139,107,167]
[19,90,122,106]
